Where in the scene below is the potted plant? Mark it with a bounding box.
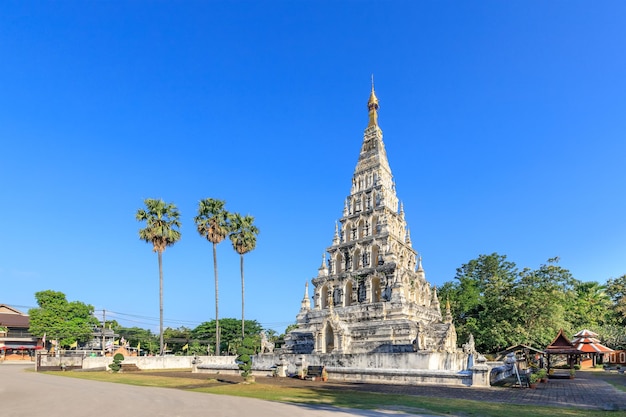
[528,373,540,388]
[569,368,576,379]
[537,368,548,383]
[321,367,328,382]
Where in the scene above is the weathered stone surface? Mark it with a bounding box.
[283,85,458,356]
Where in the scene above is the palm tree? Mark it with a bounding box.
[194,198,231,355]
[229,213,259,338]
[136,199,181,356]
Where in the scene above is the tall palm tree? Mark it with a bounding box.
[229,213,259,338]
[136,199,181,356]
[194,198,231,355]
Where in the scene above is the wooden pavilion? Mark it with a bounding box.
[544,329,581,374]
[571,329,613,368]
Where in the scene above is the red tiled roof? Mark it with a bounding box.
[571,329,613,353]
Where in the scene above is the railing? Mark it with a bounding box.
[3,330,34,338]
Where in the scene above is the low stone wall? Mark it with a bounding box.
[40,351,488,387]
[82,355,200,370]
[194,351,488,387]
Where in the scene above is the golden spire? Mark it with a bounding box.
[367,74,379,127]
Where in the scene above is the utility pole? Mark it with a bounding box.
[101,309,106,356]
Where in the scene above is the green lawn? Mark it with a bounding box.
[44,370,622,417]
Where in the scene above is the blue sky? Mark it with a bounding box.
[2,1,625,334]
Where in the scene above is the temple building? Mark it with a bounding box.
[284,83,457,355]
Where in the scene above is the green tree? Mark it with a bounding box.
[606,274,626,325]
[194,198,231,355]
[191,318,263,355]
[572,281,611,330]
[163,326,192,354]
[28,290,99,347]
[136,198,182,356]
[117,326,158,355]
[443,253,519,352]
[229,213,259,338]
[513,259,573,347]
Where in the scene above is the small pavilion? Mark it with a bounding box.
[571,329,613,368]
[544,329,581,373]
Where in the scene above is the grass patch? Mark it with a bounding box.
[45,371,622,417]
[43,370,211,389]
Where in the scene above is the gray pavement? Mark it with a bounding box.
[334,372,626,411]
[3,362,626,416]
[0,363,432,417]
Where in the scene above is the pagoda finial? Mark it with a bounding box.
[301,282,311,311]
[367,75,379,127]
[445,297,452,323]
[417,255,423,271]
[431,285,441,312]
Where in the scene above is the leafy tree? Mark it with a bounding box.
[513,259,573,347]
[571,281,611,329]
[187,341,206,356]
[28,290,99,347]
[163,326,192,354]
[606,274,626,325]
[136,198,182,356]
[441,254,623,353]
[194,198,231,355]
[117,326,158,355]
[442,253,519,352]
[191,318,263,355]
[229,213,259,338]
[599,323,626,350]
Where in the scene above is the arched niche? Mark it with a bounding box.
[320,284,329,309]
[357,219,365,239]
[324,324,335,353]
[344,281,353,306]
[371,245,380,266]
[371,276,382,303]
[353,248,361,270]
[344,221,352,242]
[335,253,344,273]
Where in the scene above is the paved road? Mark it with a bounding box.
[0,363,430,417]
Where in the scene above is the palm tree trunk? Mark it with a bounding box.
[241,253,245,339]
[213,242,220,355]
[158,250,164,356]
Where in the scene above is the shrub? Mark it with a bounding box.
[236,337,256,379]
[109,353,124,373]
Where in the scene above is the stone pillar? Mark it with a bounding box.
[470,354,491,387]
[275,355,287,377]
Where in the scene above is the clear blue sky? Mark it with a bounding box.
[2,1,625,334]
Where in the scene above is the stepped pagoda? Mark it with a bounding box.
[284,82,457,355]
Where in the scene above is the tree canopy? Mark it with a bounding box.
[439,253,626,353]
[28,290,99,347]
[191,318,264,355]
